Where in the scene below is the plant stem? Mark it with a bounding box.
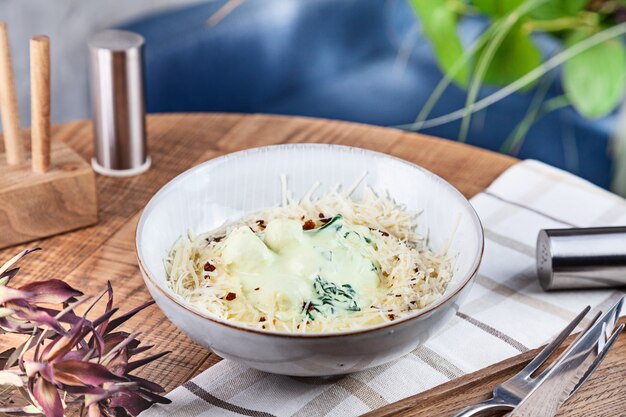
[458,16,517,141]
[524,14,598,33]
[542,95,570,113]
[499,74,557,154]
[396,21,626,130]
[511,95,570,155]
[413,27,494,129]
[459,0,548,142]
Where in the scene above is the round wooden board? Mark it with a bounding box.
[0,113,516,393]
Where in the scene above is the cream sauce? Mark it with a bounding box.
[221,216,382,321]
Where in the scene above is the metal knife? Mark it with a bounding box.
[509,298,624,417]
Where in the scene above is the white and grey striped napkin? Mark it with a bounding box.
[142,160,626,417]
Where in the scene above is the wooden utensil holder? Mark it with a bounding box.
[0,141,98,249]
[0,25,97,249]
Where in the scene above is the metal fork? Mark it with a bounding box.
[452,296,624,417]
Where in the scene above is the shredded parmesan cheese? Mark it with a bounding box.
[165,179,453,333]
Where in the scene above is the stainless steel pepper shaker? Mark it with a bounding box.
[537,227,626,290]
[89,30,150,176]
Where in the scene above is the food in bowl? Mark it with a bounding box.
[137,144,483,376]
[165,176,453,333]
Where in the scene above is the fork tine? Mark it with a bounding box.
[568,322,624,397]
[520,305,591,377]
[538,296,624,384]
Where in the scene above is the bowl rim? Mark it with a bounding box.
[135,143,484,338]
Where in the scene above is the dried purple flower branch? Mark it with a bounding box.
[0,249,171,417]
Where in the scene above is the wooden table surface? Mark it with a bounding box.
[3,113,625,416]
[0,114,522,408]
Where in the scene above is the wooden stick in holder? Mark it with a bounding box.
[0,32,97,249]
[30,35,51,173]
[0,21,24,165]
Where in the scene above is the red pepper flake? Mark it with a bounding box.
[320,218,331,224]
[388,314,396,321]
[203,262,216,272]
[395,294,402,298]
[296,324,301,329]
[213,236,224,243]
[259,317,266,322]
[224,292,236,301]
[300,215,305,220]
[318,212,325,218]
[307,304,315,312]
[381,231,389,237]
[414,267,419,273]
[410,301,416,305]
[254,287,260,291]
[256,219,266,230]
[302,220,316,230]
[262,325,266,329]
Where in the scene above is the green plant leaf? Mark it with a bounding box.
[410,0,469,86]
[530,0,587,20]
[477,24,542,87]
[563,34,626,118]
[473,0,525,16]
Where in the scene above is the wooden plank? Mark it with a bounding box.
[364,319,626,417]
[0,114,516,396]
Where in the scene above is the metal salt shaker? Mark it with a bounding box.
[88,30,150,176]
[537,227,626,290]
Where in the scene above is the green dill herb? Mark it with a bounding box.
[317,214,342,231]
[303,275,361,321]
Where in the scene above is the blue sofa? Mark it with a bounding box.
[122,0,616,188]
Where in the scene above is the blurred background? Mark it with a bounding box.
[0,0,197,125]
[2,0,625,192]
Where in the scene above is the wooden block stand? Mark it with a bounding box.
[0,140,98,249]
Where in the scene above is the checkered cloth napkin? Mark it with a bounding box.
[142,160,626,417]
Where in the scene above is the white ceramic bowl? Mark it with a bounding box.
[136,144,483,376]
